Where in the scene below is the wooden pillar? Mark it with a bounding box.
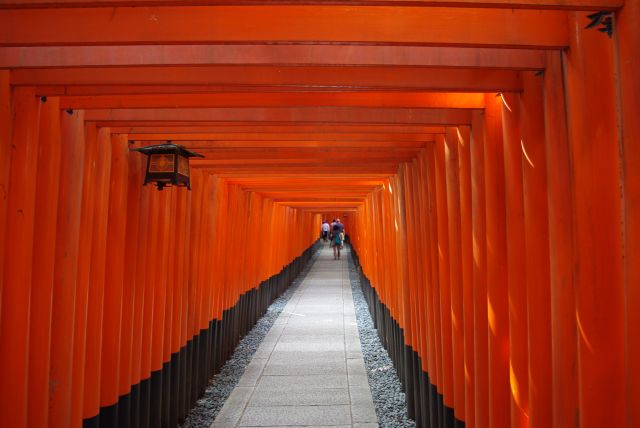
[470,111,488,428]
[118,138,143,428]
[50,108,86,428]
[99,133,129,425]
[543,50,578,428]
[149,174,170,428]
[564,12,625,427]
[435,134,454,425]
[0,87,40,427]
[69,122,99,427]
[130,166,150,428]
[425,145,444,419]
[27,96,61,428]
[520,71,552,428]
[140,188,159,428]
[445,127,465,424]
[457,126,474,428]
[82,127,112,423]
[616,1,640,423]
[500,92,529,428]
[0,70,12,314]
[483,93,509,428]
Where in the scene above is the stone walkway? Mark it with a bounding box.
[211,245,379,428]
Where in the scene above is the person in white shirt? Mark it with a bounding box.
[321,220,330,242]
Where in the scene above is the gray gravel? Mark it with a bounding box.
[348,250,416,428]
[180,248,320,428]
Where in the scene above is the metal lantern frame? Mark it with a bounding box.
[131,143,204,190]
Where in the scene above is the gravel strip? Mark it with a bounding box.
[348,249,416,428]
[180,247,321,428]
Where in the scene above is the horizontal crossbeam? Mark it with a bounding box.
[0,6,568,47]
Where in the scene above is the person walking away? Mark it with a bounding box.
[321,220,330,243]
[332,218,345,260]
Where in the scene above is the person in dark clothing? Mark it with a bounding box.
[332,218,345,259]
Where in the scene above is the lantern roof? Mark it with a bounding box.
[131,143,204,158]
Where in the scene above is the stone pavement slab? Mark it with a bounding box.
[210,245,379,427]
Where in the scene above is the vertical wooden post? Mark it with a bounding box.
[457,125,474,428]
[99,133,129,426]
[483,93,510,428]
[130,168,150,428]
[615,2,640,423]
[27,96,61,428]
[564,12,626,427]
[0,71,12,315]
[435,134,455,424]
[520,71,552,428]
[0,87,40,427]
[70,122,99,427]
[50,108,86,428]
[445,127,465,424]
[140,189,159,428]
[118,138,143,428]
[500,92,529,428]
[543,50,578,428]
[83,127,112,423]
[425,144,444,422]
[471,110,488,428]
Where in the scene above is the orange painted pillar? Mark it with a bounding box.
[130,154,150,427]
[457,125,474,428]
[483,93,509,428]
[27,96,61,428]
[83,127,112,422]
[50,108,86,428]
[500,92,529,428]
[118,141,143,424]
[470,110,489,428]
[542,50,578,428]
[140,188,159,424]
[616,1,640,423]
[99,133,129,424]
[169,188,186,417]
[520,71,552,428]
[149,187,170,426]
[417,152,438,426]
[70,122,98,427]
[0,87,40,427]
[0,70,12,314]
[425,145,444,416]
[444,127,465,423]
[435,134,455,421]
[564,12,626,427]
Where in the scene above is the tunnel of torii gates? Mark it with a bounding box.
[0,0,638,427]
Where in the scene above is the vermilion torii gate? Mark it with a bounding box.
[0,1,638,427]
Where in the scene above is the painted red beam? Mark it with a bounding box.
[128,132,435,141]
[59,92,485,109]
[0,6,568,47]
[0,45,546,69]
[193,164,401,174]
[97,120,452,129]
[15,66,523,92]
[109,124,447,135]
[0,0,622,11]
[214,171,394,178]
[227,178,387,187]
[141,140,432,149]
[84,107,474,125]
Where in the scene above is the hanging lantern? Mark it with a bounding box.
[131,142,204,190]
